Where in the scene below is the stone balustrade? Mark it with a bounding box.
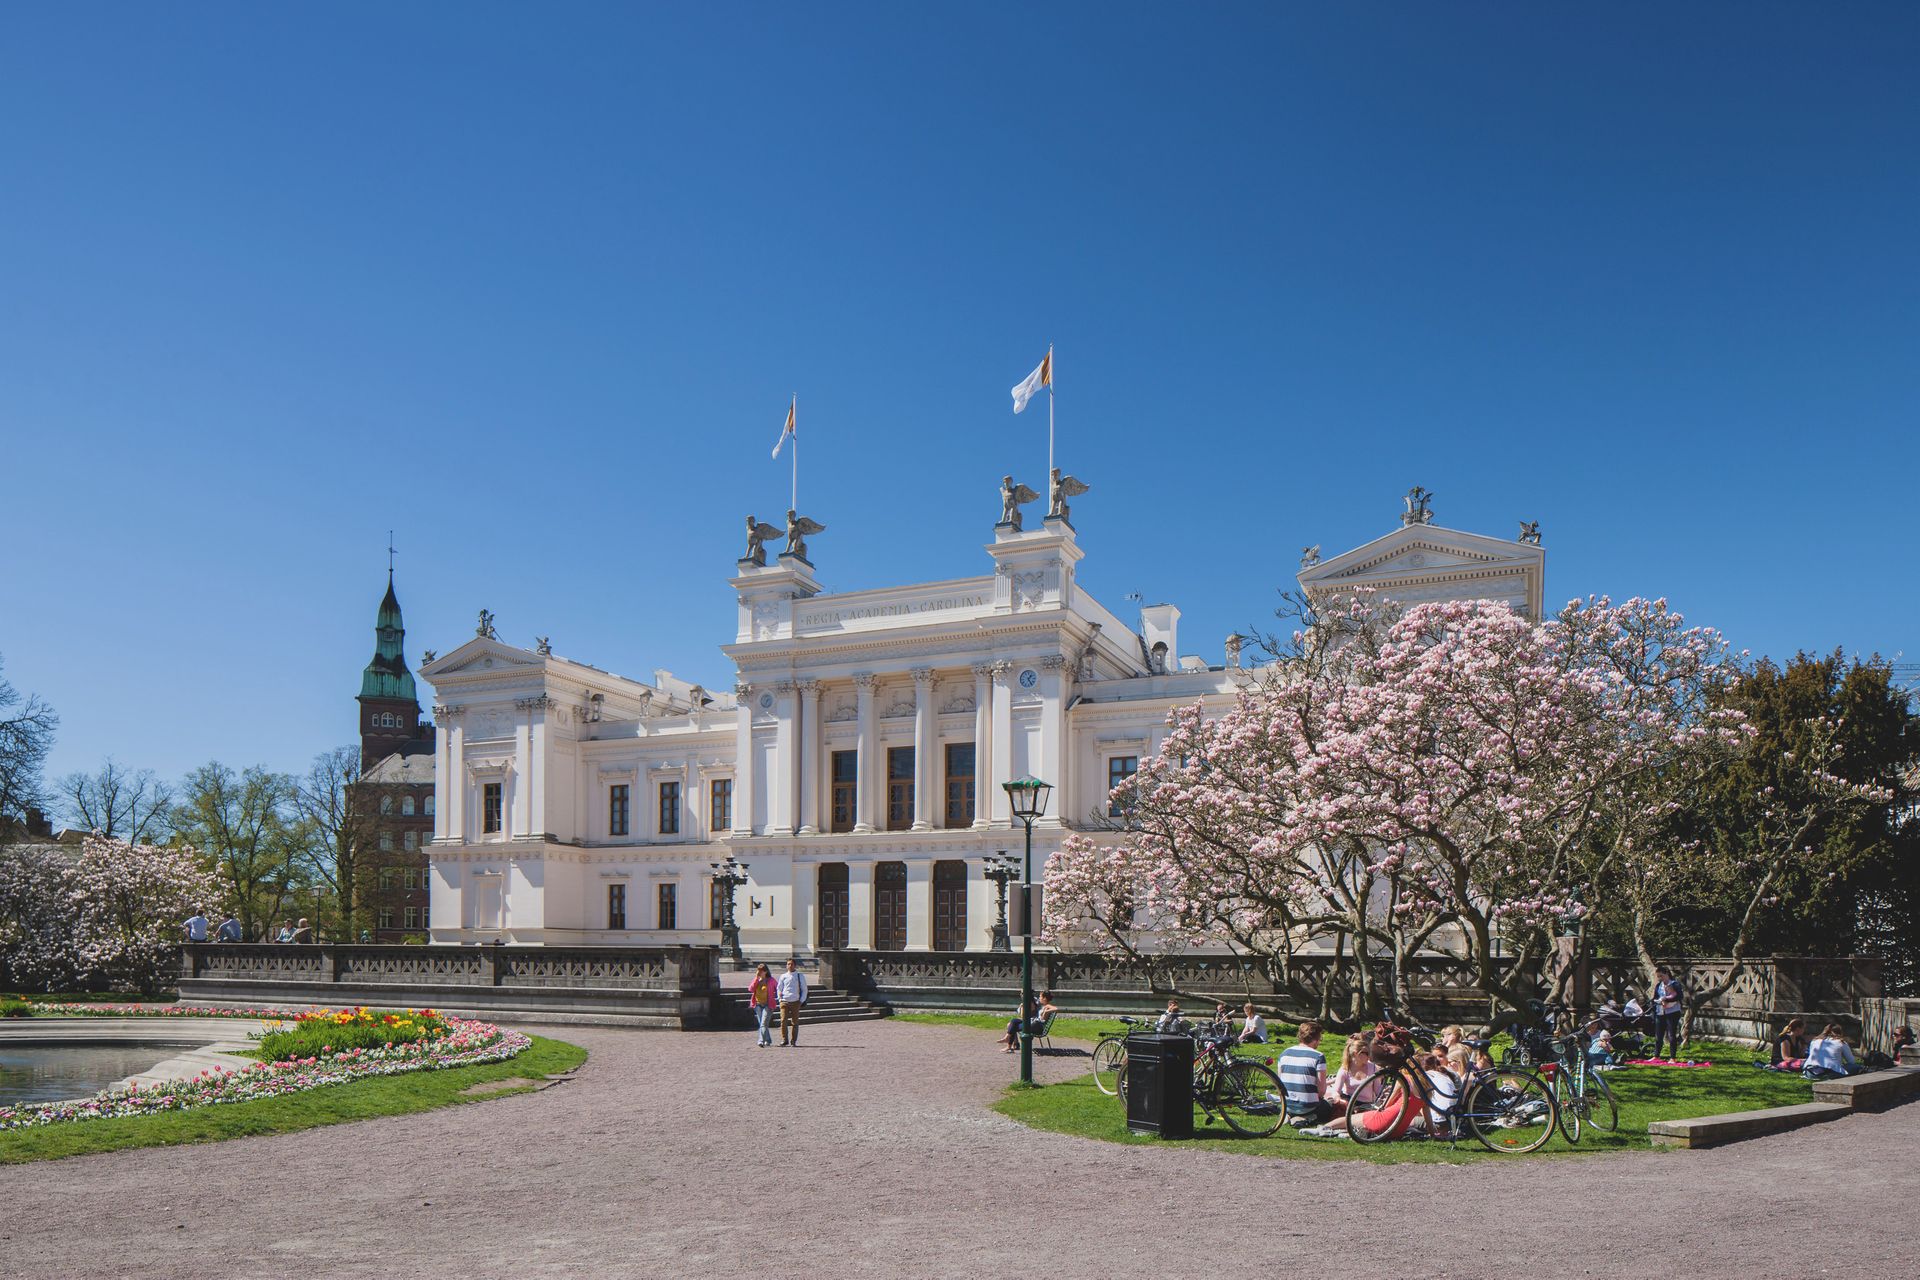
[178,944,721,1029]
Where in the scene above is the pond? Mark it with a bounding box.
[0,1045,172,1105]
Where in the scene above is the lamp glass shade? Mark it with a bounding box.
[1002,776,1052,821]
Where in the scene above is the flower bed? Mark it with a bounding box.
[257,1007,450,1061]
[22,1003,308,1019]
[0,1014,530,1131]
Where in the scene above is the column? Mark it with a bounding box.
[787,856,814,955]
[438,707,465,842]
[904,858,933,951]
[847,860,875,950]
[771,681,798,835]
[732,680,755,835]
[852,672,877,833]
[1038,655,1069,826]
[989,661,1014,826]
[970,664,993,829]
[513,702,534,837]
[910,667,935,831]
[797,679,822,835]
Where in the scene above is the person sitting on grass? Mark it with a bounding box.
[1000,990,1058,1053]
[1330,1032,1376,1113]
[1237,1003,1268,1044]
[1582,1016,1615,1068]
[1772,1017,1809,1071]
[1407,1049,1462,1138]
[1278,1020,1333,1127]
[1154,999,1188,1034]
[1804,1023,1860,1078]
[1209,1003,1235,1039]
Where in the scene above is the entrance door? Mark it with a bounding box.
[933,860,968,951]
[474,875,504,932]
[817,863,850,951]
[874,861,908,951]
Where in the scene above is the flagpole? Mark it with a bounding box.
[1047,345,1054,482]
[791,394,798,511]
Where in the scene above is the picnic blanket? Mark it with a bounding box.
[1624,1057,1712,1068]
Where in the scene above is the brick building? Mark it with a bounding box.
[352,571,435,940]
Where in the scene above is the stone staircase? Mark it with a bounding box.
[709,987,891,1029]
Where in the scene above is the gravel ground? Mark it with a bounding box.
[0,1018,1911,1279]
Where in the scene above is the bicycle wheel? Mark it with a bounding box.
[1210,1060,1285,1138]
[1343,1071,1407,1144]
[1556,1073,1583,1144]
[1580,1069,1620,1132]
[1461,1070,1558,1154]
[1115,1059,1128,1102]
[1091,1037,1125,1096]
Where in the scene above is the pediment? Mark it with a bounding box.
[422,637,545,678]
[1298,523,1546,617]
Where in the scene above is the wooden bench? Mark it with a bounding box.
[1809,1067,1920,1113]
[1647,1102,1850,1149]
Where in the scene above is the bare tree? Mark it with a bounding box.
[56,759,174,844]
[293,745,379,940]
[0,655,58,828]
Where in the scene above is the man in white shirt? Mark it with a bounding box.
[183,910,209,943]
[1238,1003,1268,1044]
[775,958,808,1047]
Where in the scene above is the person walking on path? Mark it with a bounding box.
[775,958,808,1047]
[183,908,209,943]
[1652,968,1685,1059]
[748,963,777,1048]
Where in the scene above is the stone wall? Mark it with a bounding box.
[178,943,721,1029]
[817,949,1883,1041]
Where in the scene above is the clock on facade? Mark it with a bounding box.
[1018,668,1038,689]
[758,692,774,709]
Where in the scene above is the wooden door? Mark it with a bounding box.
[874,861,908,951]
[932,860,968,952]
[817,863,850,950]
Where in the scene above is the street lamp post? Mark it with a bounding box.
[709,856,751,969]
[1002,776,1052,1086]
[982,852,1019,953]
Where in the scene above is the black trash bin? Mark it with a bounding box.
[1124,1033,1194,1138]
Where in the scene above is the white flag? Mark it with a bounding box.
[771,398,795,458]
[1010,348,1052,414]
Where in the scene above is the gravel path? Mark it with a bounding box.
[0,1019,1910,1279]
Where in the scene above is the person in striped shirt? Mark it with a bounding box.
[1277,1020,1332,1127]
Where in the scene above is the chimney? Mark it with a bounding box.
[1139,604,1180,675]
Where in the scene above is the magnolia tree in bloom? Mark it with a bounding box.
[1045,591,1875,1026]
[0,835,220,993]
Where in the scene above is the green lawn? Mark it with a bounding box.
[901,1012,1812,1162]
[0,1034,587,1164]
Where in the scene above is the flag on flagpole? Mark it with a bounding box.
[771,398,796,458]
[1011,348,1051,414]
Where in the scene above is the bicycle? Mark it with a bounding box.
[1344,1019,1561,1154]
[1117,1029,1287,1137]
[1089,1016,1149,1096]
[1541,1029,1619,1143]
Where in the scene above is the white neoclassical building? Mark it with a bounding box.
[419,490,1545,957]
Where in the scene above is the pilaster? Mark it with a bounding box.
[732,680,756,835]
[989,661,1014,826]
[1038,655,1069,827]
[971,663,994,830]
[910,667,936,832]
[771,680,798,836]
[904,858,934,951]
[847,860,875,950]
[797,679,822,835]
[852,672,877,834]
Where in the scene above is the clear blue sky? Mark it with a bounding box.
[4,3,1917,790]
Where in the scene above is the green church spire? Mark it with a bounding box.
[359,571,418,702]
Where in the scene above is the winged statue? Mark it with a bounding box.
[999,475,1040,530]
[1518,520,1541,546]
[783,508,825,560]
[1048,467,1090,522]
[742,514,784,566]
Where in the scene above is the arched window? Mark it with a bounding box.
[401,796,415,816]
[380,796,393,814]
[424,795,436,816]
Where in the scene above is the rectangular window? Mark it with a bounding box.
[659,781,680,835]
[379,831,393,851]
[379,868,398,891]
[1107,756,1139,818]
[482,782,503,833]
[887,746,914,831]
[710,878,725,930]
[657,881,677,930]
[710,778,733,832]
[608,783,630,836]
[404,868,419,891]
[403,830,417,851]
[608,883,627,930]
[944,742,976,828]
[403,906,419,930]
[831,750,858,832]
[378,908,394,929]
